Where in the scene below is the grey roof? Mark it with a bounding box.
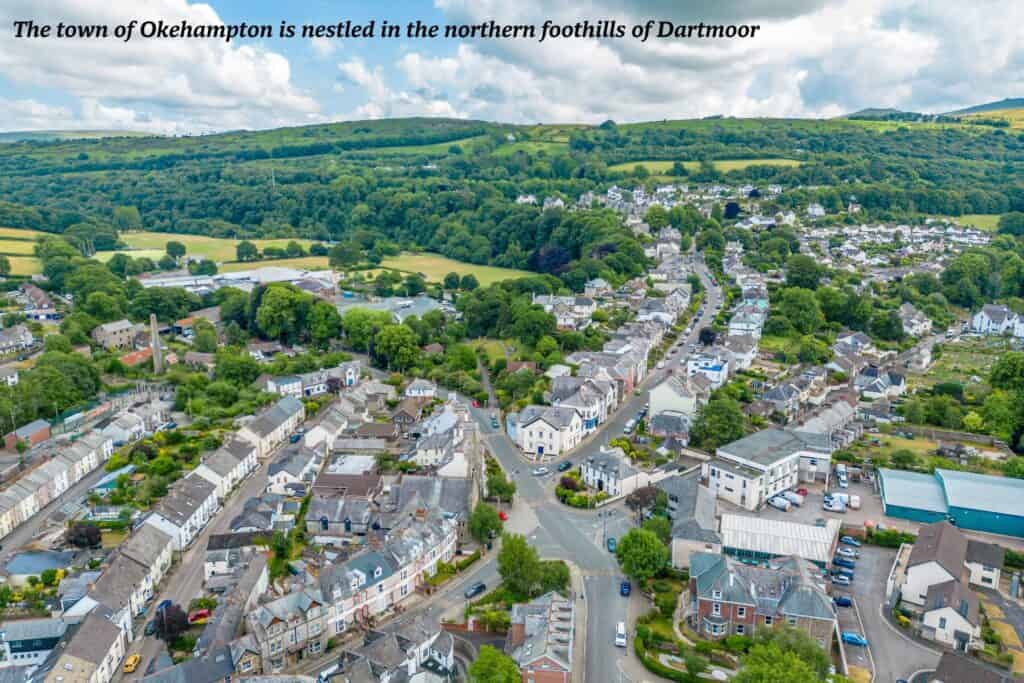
[583,448,638,480]
[152,474,217,526]
[89,553,149,612]
[96,319,134,334]
[245,396,304,438]
[879,468,949,514]
[507,591,574,672]
[386,475,471,521]
[649,411,689,435]
[908,521,968,578]
[268,445,318,479]
[936,468,1024,518]
[966,539,1005,569]
[1,617,66,642]
[718,428,829,466]
[119,523,173,568]
[925,579,979,625]
[64,612,123,665]
[932,652,1020,683]
[140,647,235,683]
[657,472,719,544]
[14,419,50,439]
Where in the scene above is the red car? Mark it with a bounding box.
[498,511,508,522]
[188,609,211,624]
[472,400,480,408]
[795,487,809,497]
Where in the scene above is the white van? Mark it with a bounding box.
[615,622,627,647]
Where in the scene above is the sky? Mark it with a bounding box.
[0,0,1021,134]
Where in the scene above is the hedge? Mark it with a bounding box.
[634,636,702,683]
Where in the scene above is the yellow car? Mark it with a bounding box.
[123,654,141,673]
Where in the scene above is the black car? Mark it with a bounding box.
[464,581,487,599]
[557,461,572,472]
[144,619,158,636]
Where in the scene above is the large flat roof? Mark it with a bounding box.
[936,469,1024,518]
[878,468,948,513]
[719,514,841,565]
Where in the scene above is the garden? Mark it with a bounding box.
[554,468,608,508]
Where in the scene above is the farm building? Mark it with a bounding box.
[878,468,1024,537]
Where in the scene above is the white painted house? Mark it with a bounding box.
[649,375,701,418]
[237,396,306,458]
[515,405,583,458]
[143,473,219,550]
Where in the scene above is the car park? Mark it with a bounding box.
[464,582,487,599]
[833,596,853,608]
[531,467,549,476]
[841,632,868,647]
[840,536,862,547]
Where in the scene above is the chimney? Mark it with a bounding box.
[150,313,164,374]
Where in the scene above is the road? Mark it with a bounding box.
[122,458,273,681]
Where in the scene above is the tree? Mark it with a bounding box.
[752,626,831,679]
[998,212,1024,236]
[468,645,520,683]
[690,398,746,450]
[642,516,672,544]
[615,528,669,582]
[460,274,479,291]
[328,241,361,268]
[159,253,177,270]
[40,568,59,587]
[373,324,419,371]
[732,643,818,683]
[0,255,10,277]
[889,448,918,470]
[166,240,186,260]
[487,471,516,502]
[498,533,542,599]
[309,300,342,349]
[777,287,824,335]
[991,352,1024,393]
[155,603,190,643]
[193,319,218,353]
[469,502,503,544]
[66,522,102,548]
[443,272,460,289]
[236,240,259,262]
[785,254,822,290]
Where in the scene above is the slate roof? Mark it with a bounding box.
[245,396,304,438]
[656,471,719,544]
[582,448,638,480]
[925,579,980,625]
[966,539,1005,570]
[717,428,827,466]
[909,521,968,578]
[932,652,1020,683]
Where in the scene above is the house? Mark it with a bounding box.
[143,473,219,550]
[0,365,19,387]
[728,310,764,339]
[514,405,583,458]
[701,429,832,511]
[899,303,933,337]
[391,398,426,432]
[34,611,127,683]
[854,365,906,399]
[194,438,258,499]
[579,447,653,498]
[303,405,349,451]
[921,579,981,650]
[100,412,145,445]
[649,375,701,418]
[971,304,1017,335]
[0,618,66,673]
[686,353,730,390]
[266,444,321,495]
[722,335,758,371]
[237,396,306,458]
[5,419,50,451]
[382,475,474,546]
[505,592,575,683]
[330,618,455,683]
[657,472,721,569]
[91,319,136,350]
[0,324,34,354]
[796,399,860,449]
[405,379,437,399]
[932,652,1020,683]
[584,278,612,298]
[687,552,837,647]
[648,411,690,442]
[901,521,1005,607]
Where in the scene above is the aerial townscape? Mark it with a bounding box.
[2,20,1024,683]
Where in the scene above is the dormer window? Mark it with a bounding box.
[374,566,383,579]
[712,590,722,600]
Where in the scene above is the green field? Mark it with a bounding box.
[493,141,568,156]
[380,252,533,286]
[953,214,1002,231]
[961,108,1024,130]
[8,256,40,275]
[908,337,1007,390]
[608,158,802,174]
[220,256,328,273]
[0,240,40,255]
[0,227,45,240]
[95,248,165,263]
[107,232,318,263]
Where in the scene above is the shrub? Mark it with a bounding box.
[723,634,753,654]
[655,591,677,618]
[866,527,916,548]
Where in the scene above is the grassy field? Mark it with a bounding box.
[469,338,513,363]
[219,256,328,273]
[952,214,1002,231]
[370,134,490,156]
[380,252,532,286]
[0,227,45,240]
[0,240,40,255]
[608,158,802,174]
[108,232,318,263]
[962,108,1024,130]
[493,141,568,156]
[95,248,165,263]
[908,337,1008,390]
[8,257,40,275]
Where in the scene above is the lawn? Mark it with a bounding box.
[110,232,319,263]
[101,529,128,549]
[857,434,940,459]
[94,248,165,263]
[380,252,533,286]
[469,338,512,364]
[991,620,1023,649]
[608,158,802,173]
[953,214,1002,231]
[220,256,328,272]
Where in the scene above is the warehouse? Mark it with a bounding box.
[878,468,1024,538]
[718,514,841,568]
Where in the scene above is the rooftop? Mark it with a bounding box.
[936,468,1024,517]
[878,468,949,514]
[719,514,841,565]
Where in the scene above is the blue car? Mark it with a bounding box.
[832,567,854,580]
[840,535,862,547]
[620,581,631,597]
[157,599,172,612]
[607,537,617,553]
[841,631,868,647]
[833,596,853,608]
[833,557,856,569]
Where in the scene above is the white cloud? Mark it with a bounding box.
[337,57,460,119]
[310,36,339,59]
[0,0,321,133]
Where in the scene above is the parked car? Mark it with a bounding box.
[620,581,631,597]
[767,496,791,512]
[607,537,617,552]
[157,599,172,612]
[836,547,859,559]
[144,620,157,636]
[823,500,846,513]
[840,536,862,547]
[657,360,666,369]
[833,596,853,608]
[188,608,211,624]
[531,467,549,476]
[849,495,861,510]
[557,460,573,472]
[833,557,856,569]
[782,491,804,507]
[464,582,487,599]
[795,487,809,496]
[123,654,141,673]
[289,433,302,443]
[831,574,852,586]
[615,622,627,647]
[841,632,868,647]
[498,511,508,522]
[490,416,500,428]
[832,567,855,579]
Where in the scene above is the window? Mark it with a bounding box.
[735,624,745,635]
[982,576,993,585]
[712,590,722,599]
[241,660,253,672]
[712,603,721,616]
[737,607,746,617]
[787,617,796,626]
[310,641,321,655]
[764,616,773,626]
[377,584,384,594]
[335,619,346,634]
[310,623,321,635]
[939,617,947,629]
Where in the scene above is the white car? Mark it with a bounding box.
[836,547,859,559]
[823,500,847,513]
[767,496,791,511]
[531,467,549,476]
[615,622,627,647]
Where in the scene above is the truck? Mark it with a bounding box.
[782,491,804,507]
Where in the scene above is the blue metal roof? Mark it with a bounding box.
[5,550,74,576]
[878,469,948,514]
[936,469,1024,517]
